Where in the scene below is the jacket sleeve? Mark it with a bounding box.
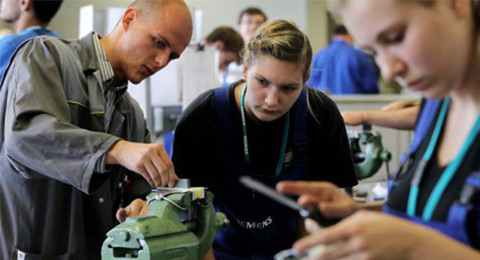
[3,38,120,194]
[354,51,379,94]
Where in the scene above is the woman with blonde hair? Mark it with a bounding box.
[279,0,480,259]
[173,19,357,260]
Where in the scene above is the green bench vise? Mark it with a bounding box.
[101,180,228,260]
[348,124,392,180]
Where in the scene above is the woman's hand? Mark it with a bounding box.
[293,210,480,260]
[276,181,359,219]
[116,199,148,222]
[294,211,421,260]
[341,111,367,126]
[381,100,419,111]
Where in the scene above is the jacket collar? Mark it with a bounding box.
[78,32,115,86]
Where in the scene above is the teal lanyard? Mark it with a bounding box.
[240,84,290,176]
[407,96,480,220]
[19,26,49,36]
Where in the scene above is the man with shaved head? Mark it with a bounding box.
[0,0,192,259]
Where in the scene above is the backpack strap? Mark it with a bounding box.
[447,172,480,249]
[390,98,442,192]
[408,99,442,156]
[292,88,308,154]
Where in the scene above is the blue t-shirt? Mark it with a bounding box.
[0,26,59,84]
[307,39,379,95]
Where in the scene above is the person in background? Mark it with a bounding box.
[307,25,379,95]
[205,26,244,86]
[0,0,192,259]
[173,19,357,260]
[163,26,244,157]
[227,7,269,87]
[0,0,63,83]
[237,6,267,44]
[278,0,480,259]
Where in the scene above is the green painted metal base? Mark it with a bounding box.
[101,187,228,260]
[348,126,392,180]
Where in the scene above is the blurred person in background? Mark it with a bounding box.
[307,25,379,95]
[0,0,63,83]
[237,6,267,44]
[205,26,244,86]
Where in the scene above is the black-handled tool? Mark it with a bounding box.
[239,176,339,227]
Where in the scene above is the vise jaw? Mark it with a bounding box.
[101,181,228,260]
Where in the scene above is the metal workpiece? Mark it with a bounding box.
[240,176,339,227]
[101,184,228,260]
[275,245,327,260]
[348,124,392,180]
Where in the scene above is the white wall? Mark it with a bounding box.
[0,1,12,31]
[47,0,329,51]
[0,20,10,30]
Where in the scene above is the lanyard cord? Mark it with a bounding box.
[240,84,290,176]
[407,96,480,220]
[240,84,251,162]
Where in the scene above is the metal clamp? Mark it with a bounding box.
[147,192,187,211]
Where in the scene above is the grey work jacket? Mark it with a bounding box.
[0,33,150,259]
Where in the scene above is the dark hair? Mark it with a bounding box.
[243,19,313,82]
[333,25,349,35]
[237,7,267,25]
[205,26,244,55]
[32,0,63,24]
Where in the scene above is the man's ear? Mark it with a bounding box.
[121,7,137,31]
[20,0,32,12]
[213,41,225,51]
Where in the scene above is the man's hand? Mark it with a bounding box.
[116,199,148,222]
[203,248,215,260]
[107,140,178,188]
